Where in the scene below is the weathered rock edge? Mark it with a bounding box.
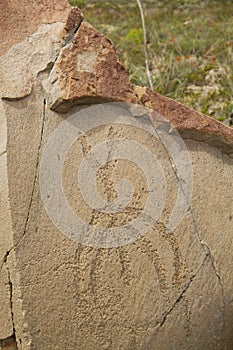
[43,7,233,155]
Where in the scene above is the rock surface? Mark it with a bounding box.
[43,9,137,112]
[0,0,71,55]
[0,1,233,350]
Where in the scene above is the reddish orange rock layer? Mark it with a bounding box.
[133,86,233,153]
[44,20,137,112]
[43,7,233,154]
[0,0,71,55]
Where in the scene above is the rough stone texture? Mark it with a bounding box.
[63,6,84,42]
[133,86,233,155]
[0,0,71,55]
[1,2,233,350]
[43,12,137,112]
[0,264,13,340]
[0,1,71,348]
[0,100,15,342]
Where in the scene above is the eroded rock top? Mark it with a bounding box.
[41,7,233,154]
[43,8,137,112]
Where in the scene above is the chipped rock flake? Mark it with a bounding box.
[0,23,65,99]
[43,21,137,112]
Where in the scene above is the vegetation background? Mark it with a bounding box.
[69,0,233,125]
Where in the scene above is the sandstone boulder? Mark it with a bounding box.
[0,2,233,350]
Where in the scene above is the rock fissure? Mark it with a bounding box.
[3,252,18,350]
[189,207,221,277]
[0,251,11,272]
[63,7,84,46]
[188,207,226,332]
[0,150,7,157]
[156,253,209,330]
[63,17,83,47]
[152,124,226,328]
[16,99,46,250]
[37,62,56,83]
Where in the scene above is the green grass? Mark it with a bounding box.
[69,0,233,124]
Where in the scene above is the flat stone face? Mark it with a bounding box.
[0,264,13,340]
[0,101,14,341]
[0,1,71,348]
[1,2,233,350]
[0,23,65,99]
